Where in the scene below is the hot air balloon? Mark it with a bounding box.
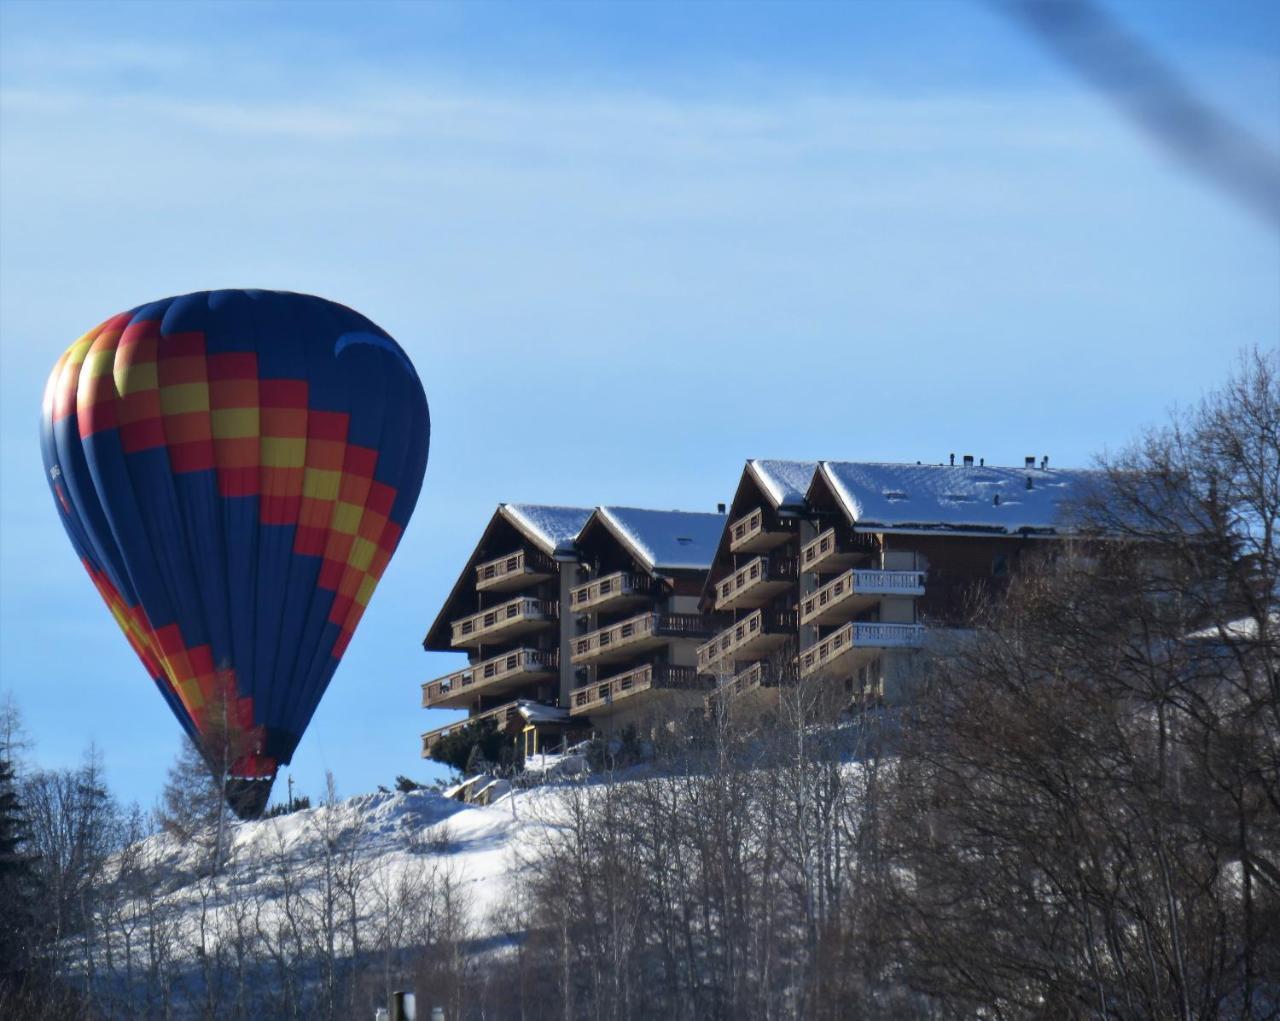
[40,290,429,819]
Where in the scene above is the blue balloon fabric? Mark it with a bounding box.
[40,290,429,816]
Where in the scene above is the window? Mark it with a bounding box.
[992,554,1009,578]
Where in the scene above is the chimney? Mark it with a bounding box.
[949,453,955,466]
[979,457,985,467]
[994,494,1001,505]
[963,454,974,468]
[717,502,726,514]
[1041,455,1049,470]
[1025,456,1035,469]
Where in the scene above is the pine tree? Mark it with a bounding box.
[0,757,41,984]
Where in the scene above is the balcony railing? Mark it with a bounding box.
[696,608,795,673]
[703,661,776,713]
[798,622,925,678]
[713,555,797,611]
[474,548,557,593]
[569,571,653,614]
[569,663,700,716]
[570,611,710,666]
[800,528,867,574]
[421,701,523,756]
[450,596,557,648]
[799,569,925,626]
[727,508,792,554]
[422,648,558,708]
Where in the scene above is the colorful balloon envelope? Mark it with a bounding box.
[40,290,429,818]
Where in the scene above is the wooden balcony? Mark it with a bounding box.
[570,611,710,666]
[421,701,523,756]
[422,648,557,708]
[800,528,865,574]
[696,608,795,674]
[450,596,556,649]
[727,508,792,554]
[569,663,701,717]
[474,548,557,593]
[798,622,925,678]
[799,569,926,626]
[569,571,653,614]
[713,555,797,611]
[703,661,777,714]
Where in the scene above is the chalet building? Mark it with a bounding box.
[421,503,724,759]
[421,504,591,759]
[419,459,1095,762]
[700,457,1095,713]
[696,459,819,710]
[567,506,724,725]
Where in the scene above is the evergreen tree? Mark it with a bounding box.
[0,757,41,985]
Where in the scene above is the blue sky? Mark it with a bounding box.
[1,0,1277,810]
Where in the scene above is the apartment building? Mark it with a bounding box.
[696,459,818,710]
[701,457,1095,713]
[421,503,723,759]
[420,504,591,759]
[420,458,1095,761]
[567,506,724,725]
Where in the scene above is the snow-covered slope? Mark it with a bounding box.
[103,784,567,963]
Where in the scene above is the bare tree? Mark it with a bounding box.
[879,348,1280,1018]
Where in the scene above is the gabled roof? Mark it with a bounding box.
[424,503,591,649]
[747,459,819,510]
[814,461,1098,536]
[594,506,726,573]
[500,503,593,557]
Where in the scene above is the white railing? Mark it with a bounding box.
[798,622,924,677]
[799,569,924,624]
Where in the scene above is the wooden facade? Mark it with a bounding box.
[565,507,721,725]
[423,503,721,757]
[424,464,1088,758]
[422,505,591,758]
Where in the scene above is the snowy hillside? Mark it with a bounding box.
[84,781,572,974]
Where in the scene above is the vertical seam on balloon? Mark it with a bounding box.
[281,297,366,739]
[150,303,220,721]
[79,311,194,725]
[262,293,310,736]
[197,290,244,745]
[107,306,191,716]
[269,294,327,737]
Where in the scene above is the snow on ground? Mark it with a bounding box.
[102,784,571,962]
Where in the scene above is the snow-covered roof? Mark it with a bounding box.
[748,459,819,509]
[517,701,572,725]
[597,506,726,571]
[817,461,1098,535]
[500,503,592,556]
[1187,614,1275,643]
